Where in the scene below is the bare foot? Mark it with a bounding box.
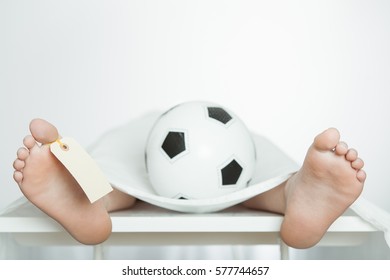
[13,119,112,245]
[280,128,366,248]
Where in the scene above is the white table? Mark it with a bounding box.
[0,199,380,260]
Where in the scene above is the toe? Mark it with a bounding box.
[17,147,29,160]
[23,135,37,149]
[29,118,59,144]
[346,149,358,162]
[357,169,366,183]
[13,159,25,171]
[335,141,348,156]
[13,171,23,184]
[352,158,364,170]
[313,128,341,151]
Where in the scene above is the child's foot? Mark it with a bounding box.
[281,128,366,248]
[13,119,112,245]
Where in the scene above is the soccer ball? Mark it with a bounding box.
[145,101,256,199]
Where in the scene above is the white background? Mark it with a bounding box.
[1,0,390,259]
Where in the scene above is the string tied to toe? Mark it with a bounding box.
[50,138,69,151]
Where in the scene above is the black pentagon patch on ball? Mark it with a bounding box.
[207,107,232,124]
[221,159,243,185]
[162,131,186,159]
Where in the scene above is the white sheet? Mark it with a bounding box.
[351,197,390,248]
[88,112,299,213]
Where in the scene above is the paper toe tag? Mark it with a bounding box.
[50,137,113,203]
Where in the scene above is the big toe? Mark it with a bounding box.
[313,127,340,151]
[29,118,59,144]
